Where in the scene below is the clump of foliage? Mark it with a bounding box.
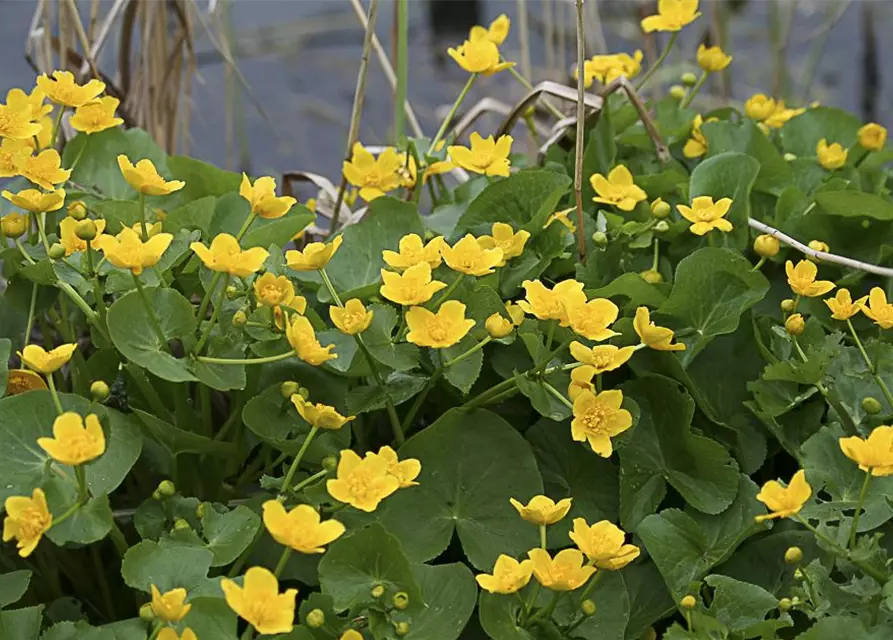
[3,3,893,639]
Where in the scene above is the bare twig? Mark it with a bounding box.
[573,0,586,261]
[496,80,602,138]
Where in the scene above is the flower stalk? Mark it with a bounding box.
[427,73,478,155]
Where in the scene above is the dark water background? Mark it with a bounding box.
[1,0,890,185]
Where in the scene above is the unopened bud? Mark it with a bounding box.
[75,219,97,241]
[781,299,796,313]
[48,243,66,260]
[393,592,409,610]
[654,220,670,233]
[280,381,301,399]
[651,198,671,219]
[173,518,190,531]
[225,285,238,300]
[793,568,804,580]
[306,608,325,628]
[322,456,338,472]
[778,597,793,612]
[640,269,663,284]
[785,313,805,336]
[157,480,176,498]
[232,310,248,327]
[580,599,597,616]
[371,584,386,599]
[807,240,829,262]
[784,546,803,564]
[139,603,155,621]
[0,213,27,239]
[67,200,88,220]
[395,621,410,636]
[681,72,698,87]
[680,595,696,609]
[783,153,797,162]
[754,234,780,258]
[152,489,163,501]
[90,380,110,402]
[669,85,686,100]
[862,396,883,415]
[591,231,608,247]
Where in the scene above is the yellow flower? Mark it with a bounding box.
[284,315,337,366]
[366,445,421,488]
[117,155,184,196]
[824,289,867,321]
[239,174,297,220]
[477,222,530,265]
[568,365,596,402]
[641,0,701,32]
[1,212,29,238]
[696,44,732,72]
[131,221,164,239]
[151,585,191,623]
[545,208,577,233]
[285,235,343,271]
[476,555,534,595]
[20,343,77,374]
[59,217,106,256]
[447,133,512,177]
[863,287,893,329]
[2,187,66,213]
[485,312,514,338]
[442,234,504,276]
[744,94,777,121]
[808,239,829,255]
[405,300,475,349]
[3,488,51,558]
[633,306,686,351]
[70,97,124,134]
[858,123,887,152]
[839,426,893,476]
[569,518,640,570]
[470,13,510,46]
[96,226,173,275]
[253,273,306,313]
[569,342,635,374]
[157,628,197,640]
[382,233,446,270]
[221,566,297,635]
[517,279,587,326]
[527,548,596,591]
[262,501,345,554]
[577,51,644,87]
[590,165,647,212]
[329,299,373,335]
[380,262,447,306]
[509,495,572,526]
[816,139,847,170]
[447,36,514,75]
[506,302,525,326]
[785,260,835,298]
[327,449,400,512]
[340,632,363,640]
[0,102,43,140]
[0,138,30,178]
[17,149,71,190]
[755,469,811,522]
[763,102,805,129]
[342,143,406,202]
[37,412,106,466]
[5,369,48,396]
[683,114,716,159]
[190,233,269,277]
[568,298,620,341]
[5,87,52,121]
[36,70,105,108]
[571,389,633,457]
[677,195,733,235]
[291,394,355,430]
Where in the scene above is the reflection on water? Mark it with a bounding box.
[0,0,889,184]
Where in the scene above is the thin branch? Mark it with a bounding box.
[573,0,586,261]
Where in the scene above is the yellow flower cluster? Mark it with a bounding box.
[743,94,806,130]
[448,14,514,76]
[576,51,644,88]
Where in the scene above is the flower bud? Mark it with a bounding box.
[754,234,780,258]
[485,313,513,339]
[67,200,88,220]
[139,603,155,621]
[0,213,27,239]
[280,381,301,399]
[157,480,176,498]
[371,584,386,599]
[152,489,163,501]
[580,599,597,616]
[651,198,671,219]
[681,72,698,87]
[862,396,883,415]
[784,546,803,564]
[75,220,97,242]
[393,592,410,610]
[785,313,805,336]
[173,518,191,531]
[225,285,238,300]
[395,622,410,636]
[322,455,338,472]
[306,608,325,628]
[90,380,110,402]
[778,597,793,612]
[654,220,670,233]
[591,231,608,247]
[669,85,686,100]
[783,152,797,162]
[793,568,804,580]
[232,310,248,327]
[781,299,795,313]
[807,240,829,262]
[640,269,663,284]
[196,503,206,519]
[680,595,696,609]
[48,243,66,260]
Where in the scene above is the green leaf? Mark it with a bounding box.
[587,272,667,311]
[478,592,536,640]
[620,377,739,528]
[121,539,213,593]
[182,596,238,640]
[91,200,143,232]
[515,370,573,422]
[703,574,778,632]
[107,287,197,382]
[133,409,237,458]
[201,504,262,567]
[637,475,766,599]
[167,155,241,203]
[324,197,424,297]
[242,210,314,250]
[815,191,893,220]
[702,120,792,194]
[164,196,217,235]
[317,523,423,614]
[0,605,43,638]
[44,479,113,545]
[794,617,893,640]
[442,335,484,394]
[553,571,629,640]
[780,106,861,157]
[658,248,769,359]
[41,621,117,640]
[363,304,420,371]
[345,372,428,415]
[403,563,476,640]
[0,571,30,609]
[687,152,760,249]
[455,169,571,236]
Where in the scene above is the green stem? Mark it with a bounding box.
[429,273,465,309]
[108,520,129,557]
[444,336,492,368]
[15,238,36,264]
[847,318,893,411]
[849,471,872,549]
[137,192,148,241]
[273,546,292,578]
[290,469,328,495]
[36,212,51,252]
[235,212,257,241]
[793,337,858,433]
[426,73,477,155]
[132,272,168,349]
[521,582,541,624]
[394,0,408,142]
[86,245,107,329]
[578,569,602,600]
[526,590,563,626]
[24,283,37,346]
[75,466,89,502]
[52,500,82,528]
[539,524,547,550]
[636,32,678,90]
[195,351,294,366]
[543,381,573,410]
[196,272,224,325]
[795,515,887,583]
[194,274,230,354]
[680,71,708,108]
[544,320,556,355]
[507,65,565,120]
[401,365,442,435]
[751,257,767,272]
[278,426,319,501]
[651,238,660,271]
[50,106,65,148]
[45,375,64,415]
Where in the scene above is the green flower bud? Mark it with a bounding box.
[793,568,805,580]
[654,220,670,233]
[306,608,325,628]
[862,397,883,415]
[650,198,671,219]
[778,597,793,612]
[781,299,796,313]
[784,546,803,564]
[640,269,663,284]
[580,599,597,616]
[669,85,686,100]
[785,313,805,337]
[90,380,110,402]
[173,518,190,531]
[395,621,410,636]
[280,381,301,400]
[783,152,797,162]
[371,584,386,599]
[75,219,97,241]
[680,594,696,609]
[591,231,608,247]
[152,489,163,501]
[225,285,238,300]
[322,455,338,472]
[138,603,155,621]
[157,480,176,498]
[67,200,88,220]
[232,310,248,327]
[393,592,410,610]
[681,72,698,87]
[48,243,66,260]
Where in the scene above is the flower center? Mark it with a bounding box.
[579,403,612,435]
[261,284,286,305]
[427,319,448,342]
